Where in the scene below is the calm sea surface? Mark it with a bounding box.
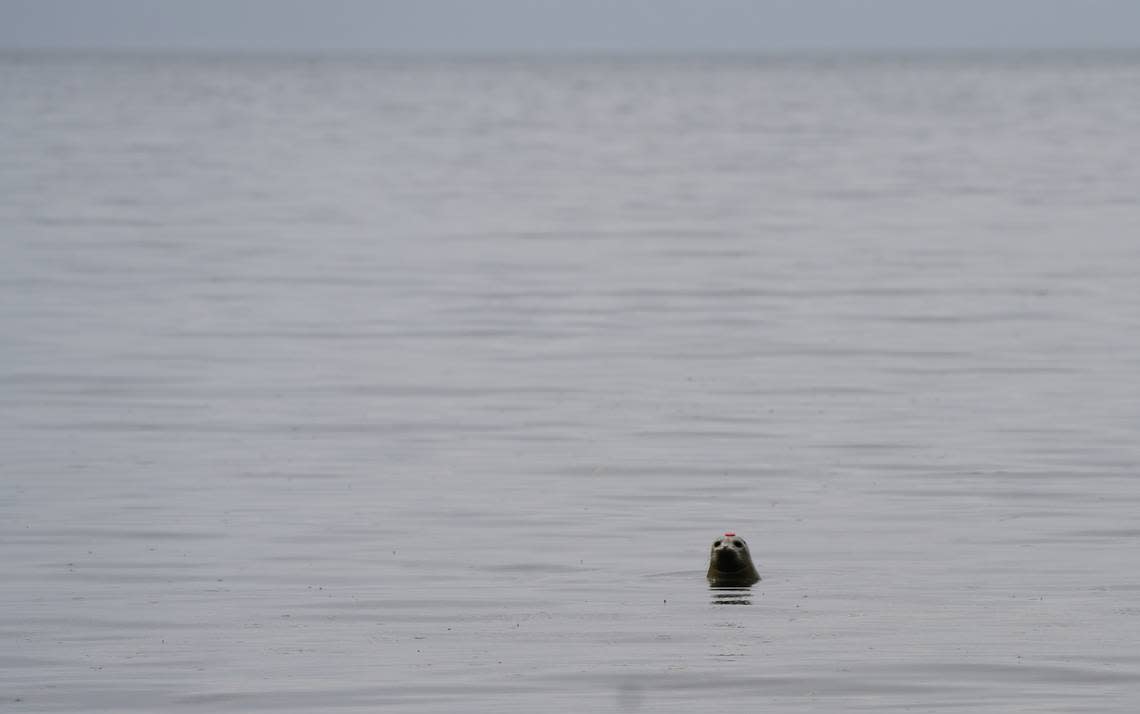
[2,52,1140,712]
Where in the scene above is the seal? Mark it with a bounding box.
[706,532,760,587]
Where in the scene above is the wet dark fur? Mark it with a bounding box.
[706,534,760,586]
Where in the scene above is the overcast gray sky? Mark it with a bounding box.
[1,0,1139,53]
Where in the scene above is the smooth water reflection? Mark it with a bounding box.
[3,53,1140,712]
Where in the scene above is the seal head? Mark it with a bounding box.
[706,532,760,587]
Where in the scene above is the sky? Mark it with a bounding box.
[1,0,1139,54]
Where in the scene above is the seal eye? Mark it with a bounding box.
[713,540,722,547]
[733,540,744,548]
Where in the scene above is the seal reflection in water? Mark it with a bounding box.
[706,532,760,588]
[711,588,752,605]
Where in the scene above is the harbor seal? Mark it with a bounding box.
[706,532,760,587]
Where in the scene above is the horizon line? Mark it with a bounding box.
[3,44,1140,60]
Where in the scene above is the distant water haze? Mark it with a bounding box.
[2,0,1140,52]
[2,52,1140,711]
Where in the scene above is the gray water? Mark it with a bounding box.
[3,52,1140,712]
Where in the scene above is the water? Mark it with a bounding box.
[2,51,1140,712]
